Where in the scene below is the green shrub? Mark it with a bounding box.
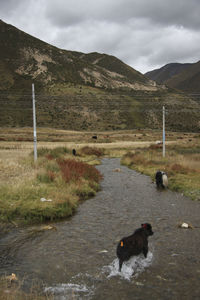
[36,147,70,159]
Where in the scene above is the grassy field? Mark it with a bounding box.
[0,127,199,227]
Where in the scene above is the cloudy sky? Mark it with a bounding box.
[1,0,200,73]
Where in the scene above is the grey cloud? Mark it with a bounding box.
[1,0,200,73]
[0,0,20,13]
[45,0,200,29]
[52,20,124,55]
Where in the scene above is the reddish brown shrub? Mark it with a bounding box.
[57,159,103,183]
[168,163,190,174]
[46,154,54,160]
[47,171,56,181]
[16,137,32,142]
[149,144,162,150]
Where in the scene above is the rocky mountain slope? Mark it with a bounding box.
[0,19,157,92]
[0,20,200,131]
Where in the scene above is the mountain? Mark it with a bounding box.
[0,19,155,92]
[0,20,200,131]
[145,63,192,84]
[145,61,200,93]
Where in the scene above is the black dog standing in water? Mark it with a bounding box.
[116,223,154,272]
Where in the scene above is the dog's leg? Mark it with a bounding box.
[143,246,148,258]
[119,259,123,272]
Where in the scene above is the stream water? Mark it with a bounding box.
[0,158,200,299]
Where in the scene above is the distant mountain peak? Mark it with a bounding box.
[145,61,200,92]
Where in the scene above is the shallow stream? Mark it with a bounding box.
[0,158,200,299]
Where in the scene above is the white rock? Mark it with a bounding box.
[181,223,189,228]
[40,198,46,202]
[40,198,52,202]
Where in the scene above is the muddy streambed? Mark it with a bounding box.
[0,158,200,299]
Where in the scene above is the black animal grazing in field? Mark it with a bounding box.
[92,135,97,140]
[116,223,154,272]
[72,149,76,156]
[155,171,168,188]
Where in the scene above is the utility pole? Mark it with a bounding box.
[163,106,165,158]
[32,83,37,162]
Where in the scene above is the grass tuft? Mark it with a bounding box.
[0,147,102,224]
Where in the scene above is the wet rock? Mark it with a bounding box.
[135,281,144,286]
[113,168,121,172]
[156,275,167,281]
[40,225,57,231]
[177,222,194,229]
[4,273,18,283]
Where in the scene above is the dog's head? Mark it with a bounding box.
[141,223,154,236]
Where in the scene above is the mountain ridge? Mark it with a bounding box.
[145,61,200,93]
[0,19,159,92]
[0,19,200,132]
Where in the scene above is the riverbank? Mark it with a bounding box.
[121,142,200,200]
[0,146,103,226]
[0,128,199,228]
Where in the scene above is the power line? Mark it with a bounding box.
[1,91,200,96]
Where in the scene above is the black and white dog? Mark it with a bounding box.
[116,223,154,272]
[155,171,168,188]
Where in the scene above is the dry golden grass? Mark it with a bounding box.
[0,127,198,185]
[0,127,199,200]
[0,148,37,185]
[174,155,200,172]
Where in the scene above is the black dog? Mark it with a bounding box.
[116,223,154,271]
[155,171,168,188]
[72,149,76,156]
